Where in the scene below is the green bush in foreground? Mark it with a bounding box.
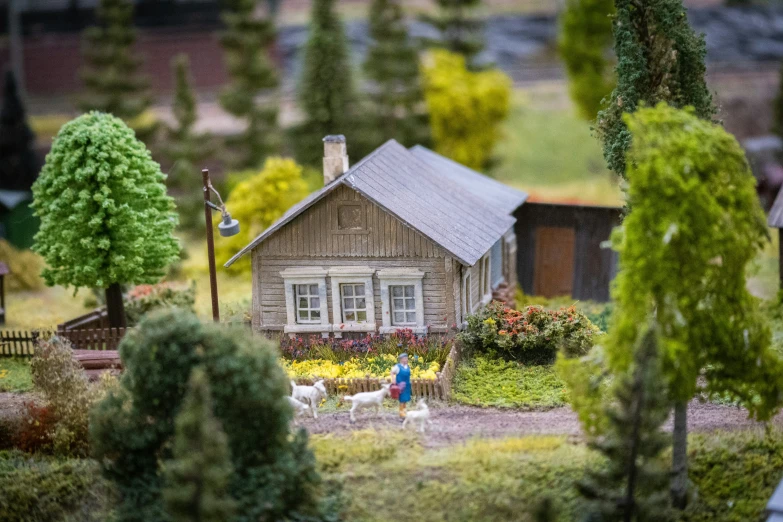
[452,356,567,409]
[91,309,334,522]
[0,450,115,522]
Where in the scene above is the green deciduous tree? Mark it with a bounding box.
[579,325,672,522]
[80,0,153,138]
[293,0,361,167]
[596,0,715,177]
[91,309,331,522]
[31,112,179,327]
[608,103,783,508]
[421,50,511,170]
[363,0,430,148]
[216,157,310,273]
[420,0,485,69]
[0,70,40,191]
[219,0,280,170]
[558,0,615,121]
[162,367,236,522]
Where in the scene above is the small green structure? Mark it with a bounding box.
[0,190,38,249]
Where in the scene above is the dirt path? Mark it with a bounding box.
[298,401,783,447]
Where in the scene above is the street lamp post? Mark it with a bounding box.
[202,168,240,323]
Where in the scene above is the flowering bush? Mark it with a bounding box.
[281,354,440,381]
[280,329,451,367]
[14,402,58,454]
[125,281,196,326]
[458,301,600,365]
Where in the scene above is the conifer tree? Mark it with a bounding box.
[161,55,211,191]
[558,0,615,121]
[293,0,361,167]
[219,0,280,170]
[420,0,485,69]
[595,0,715,177]
[32,112,179,327]
[0,70,40,191]
[364,0,430,148]
[608,104,783,509]
[163,367,236,522]
[80,0,152,134]
[579,326,671,522]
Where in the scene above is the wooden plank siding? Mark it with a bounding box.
[514,203,621,302]
[252,185,459,332]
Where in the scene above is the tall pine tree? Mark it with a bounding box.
[162,367,236,522]
[219,0,280,170]
[80,0,152,133]
[579,326,672,522]
[420,0,485,69]
[595,0,715,177]
[558,0,615,121]
[364,0,430,148]
[0,70,40,191]
[161,55,211,191]
[293,0,361,167]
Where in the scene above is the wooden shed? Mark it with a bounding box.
[767,188,783,288]
[514,202,622,302]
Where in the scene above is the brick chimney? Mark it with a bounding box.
[323,135,349,185]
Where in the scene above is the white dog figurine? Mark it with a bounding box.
[402,400,432,432]
[286,396,311,420]
[343,383,391,423]
[291,379,327,419]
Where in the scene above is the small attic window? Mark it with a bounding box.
[335,202,366,233]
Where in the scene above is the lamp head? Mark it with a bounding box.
[218,212,240,237]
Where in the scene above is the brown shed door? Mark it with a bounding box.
[533,226,576,297]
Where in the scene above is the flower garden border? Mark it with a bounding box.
[291,342,461,401]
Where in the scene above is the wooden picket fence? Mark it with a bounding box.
[0,327,128,356]
[292,343,462,401]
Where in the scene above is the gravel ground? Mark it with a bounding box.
[298,401,783,447]
[0,393,32,421]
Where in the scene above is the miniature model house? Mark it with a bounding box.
[225,136,527,337]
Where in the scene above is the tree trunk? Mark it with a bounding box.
[671,401,688,509]
[105,283,127,328]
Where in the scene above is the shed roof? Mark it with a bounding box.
[769,188,783,228]
[225,140,525,267]
[768,478,783,521]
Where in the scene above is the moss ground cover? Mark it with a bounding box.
[452,356,567,409]
[0,358,32,393]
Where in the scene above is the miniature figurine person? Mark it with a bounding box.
[391,353,411,418]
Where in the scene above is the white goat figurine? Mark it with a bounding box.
[343,383,391,422]
[402,400,432,432]
[286,396,312,419]
[291,379,328,419]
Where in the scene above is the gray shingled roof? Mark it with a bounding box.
[769,188,783,228]
[409,145,528,214]
[768,479,783,521]
[225,140,522,267]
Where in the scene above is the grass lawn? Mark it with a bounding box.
[491,91,623,207]
[452,356,568,409]
[0,358,32,393]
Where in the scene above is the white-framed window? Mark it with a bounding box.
[329,266,376,335]
[377,268,426,335]
[479,253,492,304]
[280,267,330,336]
[390,285,417,326]
[295,284,322,324]
[462,271,473,320]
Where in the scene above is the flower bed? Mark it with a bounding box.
[280,330,460,400]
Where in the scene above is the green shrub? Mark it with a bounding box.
[458,301,600,365]
[683,430,783,522]
[30,337,115,456]
[0,450,115,521]
[452,356,568,409]
[124,281,196,326]
[90,308,334,522]
[0,239,44,292]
